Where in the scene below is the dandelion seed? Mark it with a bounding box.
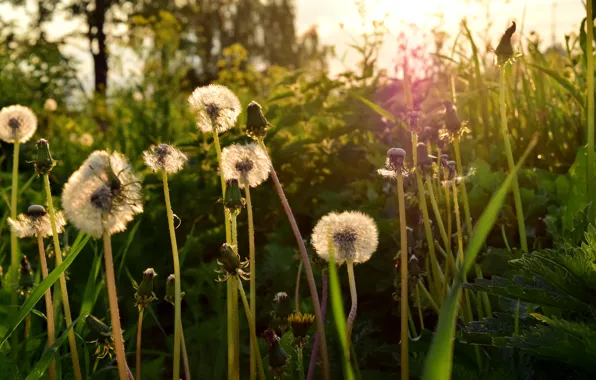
[8,205,66,239]
[311,211,378,265]
[188,84,241,134]
[221,143,270,188]
[0,105,38,143]
[44,99,57,112]
[143,143,188,174]
[62,150,143,238]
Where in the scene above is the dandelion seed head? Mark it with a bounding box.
[44,98,57,112]
[79,133,94,147]
[8,205,66,238]
[62,150,143,238]
[143,143,188,174]
[188,84,241,134]
[311,211,378,265]
[0,105,37,143]
[378,147,407,179]
[221,143,270,188]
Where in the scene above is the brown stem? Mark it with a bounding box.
[295,261,302,312]
[37,235,57,380]
[181,324,191,380]
[259,142,329,380]
[136,308,144,380]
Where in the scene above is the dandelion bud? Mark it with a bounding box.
[0,105,38,144]
[273,292,292,320]
[19,256,34,295]
[287,312,315,347]
[378,148,407,178]
[135,268,158,310]
[447,160,457,180]
[223,179,244,214]
[417,143,433,173]
[443,101,461,133]
[495,21,516,65]
[262,328,289,378]
[165,274,185,305]
[220,243,241,275]
[85,314,112,339]
[35,139,56,175]
[85,314,115,359]
[420,126,438,143]
[407,110,421,134]
[246,101,270,141]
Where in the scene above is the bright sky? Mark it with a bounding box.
[0,0,586,92]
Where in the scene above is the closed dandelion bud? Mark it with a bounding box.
[447,161,457,180]
[223,179,244,214]
[135,268,158,310]
[273,292,292,320]
[19,255,34,295]
[407,110,421,134]
[378,148,407,178]
[85,314,115,359]
[287,312,315,347]
[35,139,56,175]
[495,21,516,65]
[262,329,289,379]
[443,101,461,133]
[246,101,270,141]
[216,244,249,282]
[165,274,185,305]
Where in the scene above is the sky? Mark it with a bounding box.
[0,0,587,92]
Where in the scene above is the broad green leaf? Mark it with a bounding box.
[351,93,398,124]
[0,233,90,347]
[422,136,536,380]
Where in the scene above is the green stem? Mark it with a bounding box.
[10,142,19,354]
[499,68,528,252]
[230,213,240,379]
[227,280,234,380]
[425,175,451,261]
[415,285,424,330]
[475,265,492,318]
[37,235,56,380]
[452,138,473,237]
[136,308,144,380]
[237,279,266,380]
[346,260,358,344]
[397,171,409,380]
[212,129,231,242]
[417,279,440,314]
[587,0,595,210]
[43,174,83,380]
[295,261,302,312]
[298,346,305,380]
[181,323,191,380]
[162,171,182,380]
[244,182,257,380]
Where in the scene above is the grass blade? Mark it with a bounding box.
[422,136,537,380]
[527,63,584,107]
[25,313,85,380]
[0,233,91,348]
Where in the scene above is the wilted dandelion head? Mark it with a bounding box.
[221,143,270,187]
[378,148,407,179]
[62,150,143,238]
[0,105,37,143]
[44,98,57,112]
[143,143,188,174]
[311,211,378,265]
[495,21,517,66]
[8,205,66,239]
[188,84,241,134]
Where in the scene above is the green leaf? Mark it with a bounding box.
[351,93,398,124]
[527,63,584,107]
[0,233,90,347]
[422,137,537,380]
[25,314,85,380]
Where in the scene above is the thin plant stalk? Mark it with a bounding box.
[37,235,56,380]
[244,182,257,380]
[397,170,409,380]
[415,285,424,330]
[306,271,328,380]
[230,213,240,378]
[43,174,83,380]
[499,68,528,252]
[425,175,451,264]
[418,280,440,315]
[587,0,595,208]
[258,141,329,380]
[136,308,144,380]
[295,261,303,312]
[181,325,191,380]
[10,142,20,353]
[102,223,129,380]
[237,279,266,380]
[298,346,305,380]
[161,171,182,380]
[452,138,473,236]
[345,260,358,343]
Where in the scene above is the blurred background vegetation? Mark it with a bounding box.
[0,0,594,379]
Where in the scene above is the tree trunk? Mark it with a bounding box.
[89,0,109,95]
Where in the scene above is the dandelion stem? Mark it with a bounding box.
[212,130,231,242]
[37,235,57,380]
[397,171,409,380]
[298,346,305,380]
[306,271,328,380]
[43,174,83,380]
[425,175,450,260]
[102,224,129,380]
[161,171,182,380]
[181,324,191,380]
[295,261,302,312]
[587,0,595,212]
[226,281,234,380]
[452,138,473,237]
[244,182,257,380]
[415,284,424,330]
[417,279,440,314]
[10,141,20,353]
[258,141,329,380]
[237,279,266,380]
[345,260,358,344]
[136,308,144,380]
[499,68,528,252]
[230,213,240,378]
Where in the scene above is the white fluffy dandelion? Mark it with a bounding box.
[0,105,38,143]
[8,205,66,238]
[221,143,270,188]
[44,98,57,112]
[142,143,188,174]
[188,84,241,134]
[62,150,143,238]
[311,211,378,265]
